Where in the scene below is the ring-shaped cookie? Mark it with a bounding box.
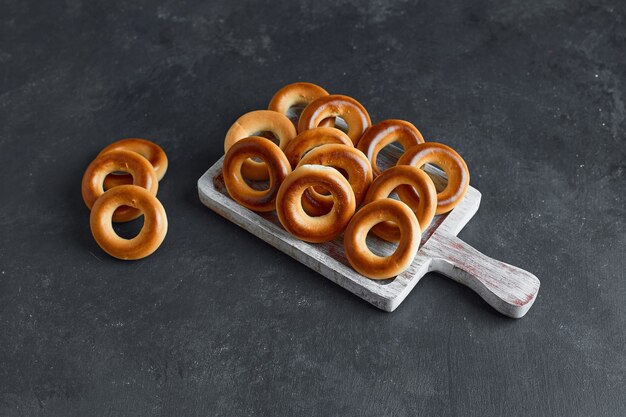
[276,165,356,243]
[396,142,469,214]
[283,127,353,168]
[268,82,334,128]
[357,120,424,176]
[297,94,371,146]
[82,150,158,222]
[363,165,437,242]
[98,138,168,189]
[224,110,296,181]
[90,185,168,260]
[296,144,372,216]
[344,199,420,279]
[223,136,292,212]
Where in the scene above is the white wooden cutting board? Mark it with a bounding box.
[197,147,540,318]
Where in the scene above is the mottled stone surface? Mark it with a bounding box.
[0,0,624,416]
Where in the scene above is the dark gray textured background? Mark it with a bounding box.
[1,0,625,416]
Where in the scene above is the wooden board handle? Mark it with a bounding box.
[421,232,540,318]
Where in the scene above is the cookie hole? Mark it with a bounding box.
[302,187,332,216]
[366,227,398,257]
[103,171,133,191]
[286,104,307,124]
[253,131,280,145]
[113,215,144,240]
[249,131,279,162]
[240,157,270,191]
[387,188,401,201]
[312,186,331,196]
[376,142,405,173]
[334,117,349,133]
[422,163,448,192]
[244,178,270,191]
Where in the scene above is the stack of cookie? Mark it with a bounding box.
[81,139,169,260]
[221,82,470,279]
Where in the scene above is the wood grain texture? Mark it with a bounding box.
[198,147,540,317]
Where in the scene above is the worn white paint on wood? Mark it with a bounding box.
[197,145,540,317]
